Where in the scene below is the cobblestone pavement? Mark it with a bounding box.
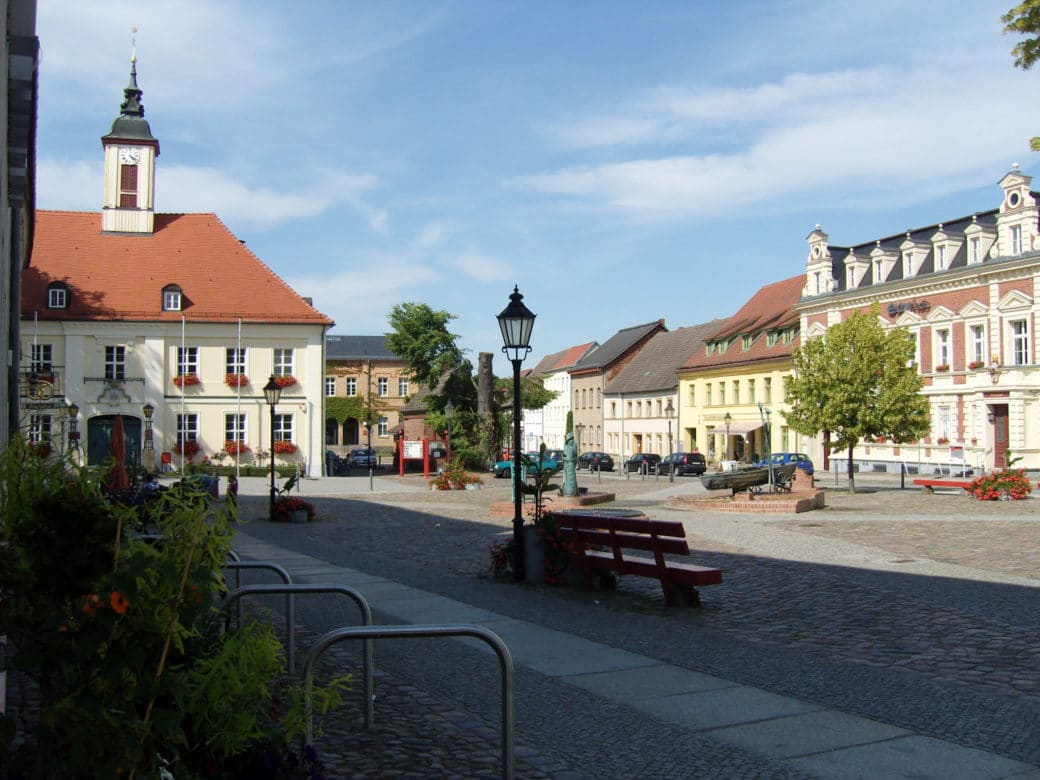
[230,472,1040,777]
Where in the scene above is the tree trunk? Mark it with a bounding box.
[847,447,856,494]
[477,352,496,468]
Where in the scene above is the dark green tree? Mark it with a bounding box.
[386,302,465,391]
[784,308,930,493]
[1003,1,1040,149]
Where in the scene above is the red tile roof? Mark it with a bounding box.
[23,211,333,325]
[680,275,803,370]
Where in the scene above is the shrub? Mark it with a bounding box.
[967,469,1033,501]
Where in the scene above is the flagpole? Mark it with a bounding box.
[180,315,186,474]
[236,318,242,482]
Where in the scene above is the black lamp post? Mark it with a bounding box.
[67,401,80,454]
[365,418,373,490]
[497,285,535,582]
[142,402,155,473]
[665,398,675,482]
[263,375,283,522]
[724,411,732,461]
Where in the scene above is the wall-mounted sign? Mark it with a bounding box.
[887,299,930,317]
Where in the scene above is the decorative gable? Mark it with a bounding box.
[843,248,868,289]
[899,232,929,278]
[997,165,1038,257]
[804,226,836,296]
[930,224,960,272]
[869,241,897,284]
[964,215,997,264]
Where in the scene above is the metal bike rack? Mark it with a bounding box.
[301,623,515,780]
[221,561,292,626]
[219,584,373,690]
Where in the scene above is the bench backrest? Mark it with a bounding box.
[554,513,690,557]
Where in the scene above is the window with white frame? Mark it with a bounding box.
[273,348,294,377]
[378,416,388,436]
[177,346,198,377]
[1011,225,1023,255]
[377,377,388,396]
[1011,319,1030,365]
[705,384,712,406]
[345,377,357,396]
[936,404,951,442]
[625,401,632,418]
[719,383,725,405]
[610,401,617,417]
[936,244,947,270]
[935,328,950,368]
[225,413,246,443]
[226,347,246,375]
[748,379,756,403]
[732,380,740,403]
[764,377,772,402]
[48,285,67,309]
[273,413,293,441]
[162,286,182,311]
[398,378,409,396]
[29,414,51,443]
[970,236,981,263]
[970,325,986,365]
[105,346,126,381]
[30,343,52,373]
[176,413,198,445]
[325,376,336,396]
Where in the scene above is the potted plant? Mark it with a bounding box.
[173,373,201,387]
[224,440,250,456]
[175,440,201,459]
[935,364,950,373]
[968,360,985,370]
[274,375,297,388]
[225,373,249,388]
[273,495,316,523]
[273,440,297,455]
[936,437,950,445]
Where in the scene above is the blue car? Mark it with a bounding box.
[754,452,814,475]
[492,452,560,478]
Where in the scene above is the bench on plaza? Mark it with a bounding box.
[912,478,973,493]
[554,509,722,607]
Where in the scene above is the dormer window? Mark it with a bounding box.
[162,285,183,311]
[741,335,753,350]
[969,236,981,263]
[1011,225,1023,255]
[936,244,946,270]
[47,283,68,309]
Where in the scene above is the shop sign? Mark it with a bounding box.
[887,299,930,317]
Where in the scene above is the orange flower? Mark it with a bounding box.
[81,593,100,615]
[109,591,130,615]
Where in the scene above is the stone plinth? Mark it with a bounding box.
[488,491,616,518]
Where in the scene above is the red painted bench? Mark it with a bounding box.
[554,510,722,606]
[912,478,972,493]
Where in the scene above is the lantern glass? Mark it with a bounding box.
[263,375,282,406]
[497,285,535,361]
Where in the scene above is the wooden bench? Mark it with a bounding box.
[554,510,722,607]
[912,478,973,494]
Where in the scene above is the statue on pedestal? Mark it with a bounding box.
[562,431,578,497]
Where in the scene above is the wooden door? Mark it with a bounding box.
[992,404,1009,469]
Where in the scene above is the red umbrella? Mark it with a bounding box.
[109,414,130,491]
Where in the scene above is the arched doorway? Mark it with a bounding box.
[325,417,339,446]
[87,415,142,469]
[343,418,361,446]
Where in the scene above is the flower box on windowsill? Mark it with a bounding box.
[273,440,297,455]
[936,438,950,445]
[175,441,201,459]
[224,441,250,456]
[274,375,297,388]
[173,373,201,387]
[968,361,985,370]
[225,373,249,388]
[934,365,950,373]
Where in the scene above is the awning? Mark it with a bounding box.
[707,420,763,436]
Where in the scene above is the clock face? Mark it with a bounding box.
[119,147,141,165]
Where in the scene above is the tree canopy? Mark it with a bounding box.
[1003,1,1040,149]
[783,308,930,491]
[386,302,466,393]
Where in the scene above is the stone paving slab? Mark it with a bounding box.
[630,684,824,730]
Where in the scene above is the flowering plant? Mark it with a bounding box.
[30,441,52,457]
[936,437,950,445]
[429,458,483,490]
[224,440,250,456]
[274,375,297,388]
[173,373,201,387]
[488,539,513,577]
[533,513,583,584]
[225,373,249,388]
[273,495,316,522]
[273,440,297,454]
[175,440,201,459]
[967,469,1033,501]
[968,360,985,370]
[934,364,950,373]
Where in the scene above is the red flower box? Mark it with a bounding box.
[175,440,200,459]
[968,360,985,370]
[173,373,201,387]
[274,375,297,388]
[273,440,297,454]
[224,441,250,456]
[225,373,249,388]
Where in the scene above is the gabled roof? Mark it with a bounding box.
[530,341,597,375]
[23,211,333,325]
[571,320,666,375]
[681,276,803,370]
[326,335,400,360]
[605,319,726,395]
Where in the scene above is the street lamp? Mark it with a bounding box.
[444,400,454,462]
[142,402,155,473]
[67,401,80,453]
[498,285,535,582]
[724,411,732,462]
[665,398,675,482]
[758,402,773,489]
[263,375,283,522]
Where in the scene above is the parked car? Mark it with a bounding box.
[624,452,662,473]
[492,451,561,478]
[577,451,614,472]
[659,451,707,476]
[348,447,379,469]
[545,449,566,469]
[753,452,814,475]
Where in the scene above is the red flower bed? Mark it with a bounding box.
[274,375,297,388]
[225,373,249,388]
[173,373,201,387]
[967,469,1033,501]
[273,440,297,454]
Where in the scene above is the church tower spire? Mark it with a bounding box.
[101,30,159,234]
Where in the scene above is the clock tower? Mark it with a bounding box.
[101,47,159,234]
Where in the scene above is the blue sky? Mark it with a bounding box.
[35,0,1040,367]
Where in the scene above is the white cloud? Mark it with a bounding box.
[441,248,512,283]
